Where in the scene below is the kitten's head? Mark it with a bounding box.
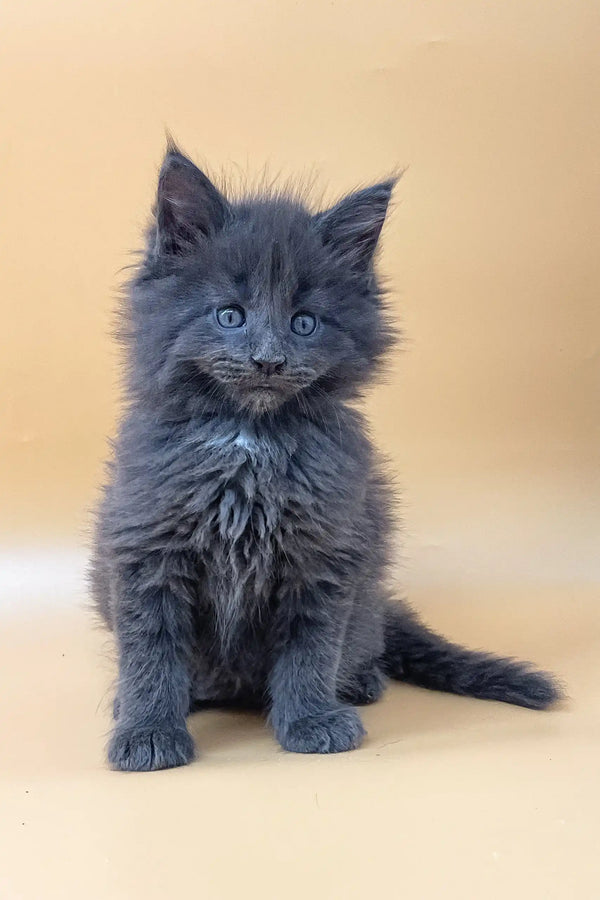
[127,144,397,418]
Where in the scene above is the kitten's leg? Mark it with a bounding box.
[270,590,365,754]
[337,661,387,706]
[107,559,195,772]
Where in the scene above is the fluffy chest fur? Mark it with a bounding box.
[105,413,369,644]
[189,418,365,585]
[194,424,291,635]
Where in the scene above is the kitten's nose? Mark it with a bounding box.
[251,353,286,376]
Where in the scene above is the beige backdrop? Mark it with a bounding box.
[1,1,599,898]
[2,0,598,584]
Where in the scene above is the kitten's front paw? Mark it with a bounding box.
[280,708,365,754]
[108,723,195,772]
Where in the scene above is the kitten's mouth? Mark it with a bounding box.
[211,367,312,413]
[247,375,288,393]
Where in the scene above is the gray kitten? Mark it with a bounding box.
[90,144,561,771]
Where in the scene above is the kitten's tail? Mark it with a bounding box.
[381,603,563,710]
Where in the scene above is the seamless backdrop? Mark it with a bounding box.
[0,2,599,899]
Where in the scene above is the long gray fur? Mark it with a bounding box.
[90,143,562,771]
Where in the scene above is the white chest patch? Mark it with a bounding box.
[233,430,258,452]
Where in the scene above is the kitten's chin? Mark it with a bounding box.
[237,386,288,415]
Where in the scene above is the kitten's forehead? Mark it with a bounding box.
[224,200,317,283]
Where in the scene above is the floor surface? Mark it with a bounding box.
[1,584,598,899]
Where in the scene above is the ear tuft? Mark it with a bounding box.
[315,179,396,270]
[155,143,230,257]
[164,129,181,156]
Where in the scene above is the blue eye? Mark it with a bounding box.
[217,306,245,328]
[291,312,317,336]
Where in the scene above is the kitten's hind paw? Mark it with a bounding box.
[338,665,387,705]
[280,708,365,754]
[108,723,195,772]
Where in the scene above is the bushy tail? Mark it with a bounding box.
[382,604,562,710]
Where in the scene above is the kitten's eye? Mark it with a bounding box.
[291,312,317,336]
[217,306,245,328]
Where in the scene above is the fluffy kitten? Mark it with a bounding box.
[90,143,561,771]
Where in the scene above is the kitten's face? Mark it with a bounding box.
[187,257,334,414]
[134,147,395,417]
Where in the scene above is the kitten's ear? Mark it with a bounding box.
[155,142,230,257]
[315,180,395,270]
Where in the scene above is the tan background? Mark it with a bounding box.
[0,1,598,898]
